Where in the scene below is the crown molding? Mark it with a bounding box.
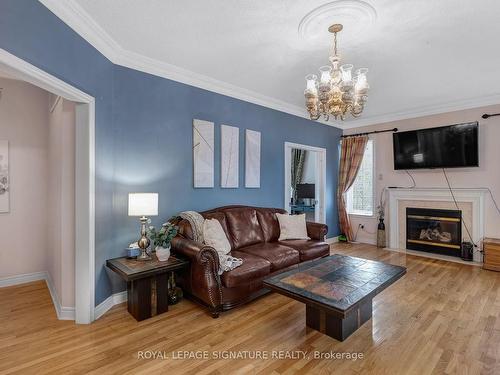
[39,0,122,62]
[39,0,331,126]
[39,1,500,130]
[115,48,317,122]
[339,93,500,129]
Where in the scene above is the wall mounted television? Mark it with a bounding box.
[393,122,479,170]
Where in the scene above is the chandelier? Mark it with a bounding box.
[304,24,369,121]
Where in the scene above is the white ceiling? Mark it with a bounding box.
[41,0,500,128]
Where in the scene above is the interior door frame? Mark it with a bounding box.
[0,49,96,324]
[284,142,326,224]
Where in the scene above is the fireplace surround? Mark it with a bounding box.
[387,188,487,262]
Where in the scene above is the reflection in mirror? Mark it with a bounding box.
[290,149,316,221]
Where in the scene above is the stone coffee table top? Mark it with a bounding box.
[264,254,406,314]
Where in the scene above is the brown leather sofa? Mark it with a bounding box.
[171,205,329,317]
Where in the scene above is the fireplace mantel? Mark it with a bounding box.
[387,188,487,262]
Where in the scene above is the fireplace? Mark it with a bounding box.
[406,207,462,257]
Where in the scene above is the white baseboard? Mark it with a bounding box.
[94,290,127,320]
[0,271,75,320]
[0,271,47,287]
[325,236,339,244]
[94,294,114,320]
[45,273,75,320]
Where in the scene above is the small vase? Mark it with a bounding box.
[377,218,386,248]
[155,245,171,261]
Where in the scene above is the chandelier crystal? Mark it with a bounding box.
[304,24,369,121]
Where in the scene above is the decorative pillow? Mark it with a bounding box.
[276,213,310,241]
[203,218,231,255]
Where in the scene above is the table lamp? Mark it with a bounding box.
[128,193,159,261]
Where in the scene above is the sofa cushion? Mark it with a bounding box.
[278,240,330,261]
[238,242,300,271]
[202,212,233,248]
[276,213,310,240]
[203,218,231,255]
[221,251,271,288]
[225,208,265,249]
[256,208,286,242]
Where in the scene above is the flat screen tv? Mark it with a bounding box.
[393,122,478,170]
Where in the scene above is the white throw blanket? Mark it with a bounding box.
[218,256,243,275]
[180,211,242,274]
[180,211,205,243]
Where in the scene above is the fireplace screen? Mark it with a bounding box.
[406,207,462,257]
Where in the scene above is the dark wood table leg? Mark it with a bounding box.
[156,273,169,315]
[127,277,152,321]
[305,305,323,332]
[306,299,373,341]
[126,273,170,321]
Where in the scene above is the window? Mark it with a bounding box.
[346,140,374,216]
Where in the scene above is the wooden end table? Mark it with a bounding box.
[483,238,500,271]
[106,254,189,321]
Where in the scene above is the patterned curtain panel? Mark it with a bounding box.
[337,136,369,241]
[291,149,306,203]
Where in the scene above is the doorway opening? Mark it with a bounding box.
[284,142,326,223]
[0,49,95,324]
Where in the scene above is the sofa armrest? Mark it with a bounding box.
[171,237,220,268]
[306,222,328,241]
[171,237,222,317]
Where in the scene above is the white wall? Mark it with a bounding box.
[0,78,75,309]
[344,104,500,245]
[47,95,75,307]
[0,78,49,277]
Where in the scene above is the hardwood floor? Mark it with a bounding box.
[1,243,500,374]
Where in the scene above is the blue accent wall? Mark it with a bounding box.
[1,0,342,306]
[0,0,116,305]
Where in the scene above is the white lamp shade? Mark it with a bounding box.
[128,193,159,216]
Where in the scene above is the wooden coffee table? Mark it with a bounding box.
[264,254,406,341]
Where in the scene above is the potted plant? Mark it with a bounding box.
[148,222,178,261]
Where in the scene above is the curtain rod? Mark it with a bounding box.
[341,127,398,138]
[482,113,500,119]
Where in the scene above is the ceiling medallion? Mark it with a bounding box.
[304,23,369,121]
[298,0,377,42]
